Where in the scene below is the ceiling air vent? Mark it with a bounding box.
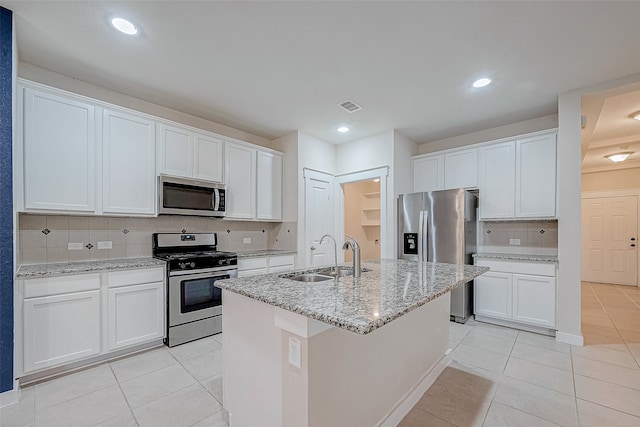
[338,100,362,113]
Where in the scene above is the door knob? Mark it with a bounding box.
[631,244,637,248]
[311,246,316,251]
[631,237,637,241]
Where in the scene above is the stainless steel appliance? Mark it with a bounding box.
[158,175,226,217]
[398,189,477,323]
[153,232,237,346]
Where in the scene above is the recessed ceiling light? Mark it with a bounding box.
[111,17,138,35]
[606,152,633,163]
[337,126,349,133]
[472,78,492,88]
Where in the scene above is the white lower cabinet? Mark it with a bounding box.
[107,282,164,351]
[474,259,556,330]
[20,267,165,375]
[237,254,295,277]
[473,272,512,320]
[23,290,101,373]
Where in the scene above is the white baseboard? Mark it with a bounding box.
[0,380,20,408]
[378,349,452,427]
[556,331,583,346]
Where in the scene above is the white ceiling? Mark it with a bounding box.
[3,1,640,147]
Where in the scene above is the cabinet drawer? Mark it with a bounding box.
[475,259,556,277]
[107,267,165,288]
[269,255,294,267]
[238,257,268,271]
[23,273,101,298]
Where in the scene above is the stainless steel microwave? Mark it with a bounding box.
[158,175,226,217]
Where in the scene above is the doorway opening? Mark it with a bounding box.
[343,180,381,262]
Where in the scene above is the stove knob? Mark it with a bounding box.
[179,262,186,269]
[226,259,232,265]
[190,262,196,268]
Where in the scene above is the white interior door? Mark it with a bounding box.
[582,196,638,285]
[304,170,334,268]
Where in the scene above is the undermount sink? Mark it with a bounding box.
[284,273,334,282]
[316,266,372,277]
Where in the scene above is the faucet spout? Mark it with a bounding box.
[319,234,338,274]
[343,234,361,278]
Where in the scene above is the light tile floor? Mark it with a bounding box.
[2,282,639,427]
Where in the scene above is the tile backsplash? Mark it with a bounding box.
[478,220,558,256]
[18,214,297,265]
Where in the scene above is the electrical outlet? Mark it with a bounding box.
[98,241,113,249]
[288,337,301,368]
[509,238,521,246]
[68,242,83,250]
[243,237,251,244]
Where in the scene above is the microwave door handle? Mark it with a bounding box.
[213,189,219,211]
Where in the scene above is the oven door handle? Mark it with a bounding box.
[169,266,238,277]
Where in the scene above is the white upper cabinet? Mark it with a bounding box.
[479,141,516,219]
[194,133,224,182]
[21,86,96,212]
[225,142,256,219]
[157,123,193,177]
[256,151,283,220]
[444,148,478,189]
[479,132,557,220]
[515,133,557,218]
[157,122,224,183]
[102,109,156,215]
[225,141,283,221]
[412,155,444,192]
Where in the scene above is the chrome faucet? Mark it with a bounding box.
[342,234,361,278]
[319,234,338,274]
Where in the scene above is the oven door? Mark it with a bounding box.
[168,268,237,327]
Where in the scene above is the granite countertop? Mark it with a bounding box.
[216,259,488,335]
[235,249,296,258]
[473,253,559,263]
[16,257,166,279]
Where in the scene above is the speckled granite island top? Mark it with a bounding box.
[473,253,559,263]
[16,257,166,279]
[216,259,488,335]
[235,249,296,258]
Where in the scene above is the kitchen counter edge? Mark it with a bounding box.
[473,253,558,263]
[235,249,296,258]
[16,257,166,279]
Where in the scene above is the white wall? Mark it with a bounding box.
[418,114,558,154]
[336,130,393,175]
[582,168,640,192]
[18,63,274,150]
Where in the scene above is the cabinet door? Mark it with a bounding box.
[157,123,193,177]
[444,148,477,189]
[194,133,224,183]
[237,268,269,278]
[513,274,556,328]
[412,155,444,192]
[256,151,283,220]
[225,142,256,219]
[474,272,512,320]
[23,290,101,373]
[103,109,156,215]
[107,282,165,351]
[515,134,557,218]
[479,141,516,219]
[22,87,96,212]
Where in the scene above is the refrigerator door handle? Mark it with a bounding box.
[419,210,428,262]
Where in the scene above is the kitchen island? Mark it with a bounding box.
[216,259,488,427]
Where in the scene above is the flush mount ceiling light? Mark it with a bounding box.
[606,152,633,163]
[337,126,350,133]
[632,111,640,121]
[111,17,138,35]
[472,77,492,88]
[373,178,380,183]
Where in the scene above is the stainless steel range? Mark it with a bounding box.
[153,232,237,347]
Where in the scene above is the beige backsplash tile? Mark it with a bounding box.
[480,220,558,256]
[18,213,296,264]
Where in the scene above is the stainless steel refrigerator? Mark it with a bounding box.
[398,189,477,323]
